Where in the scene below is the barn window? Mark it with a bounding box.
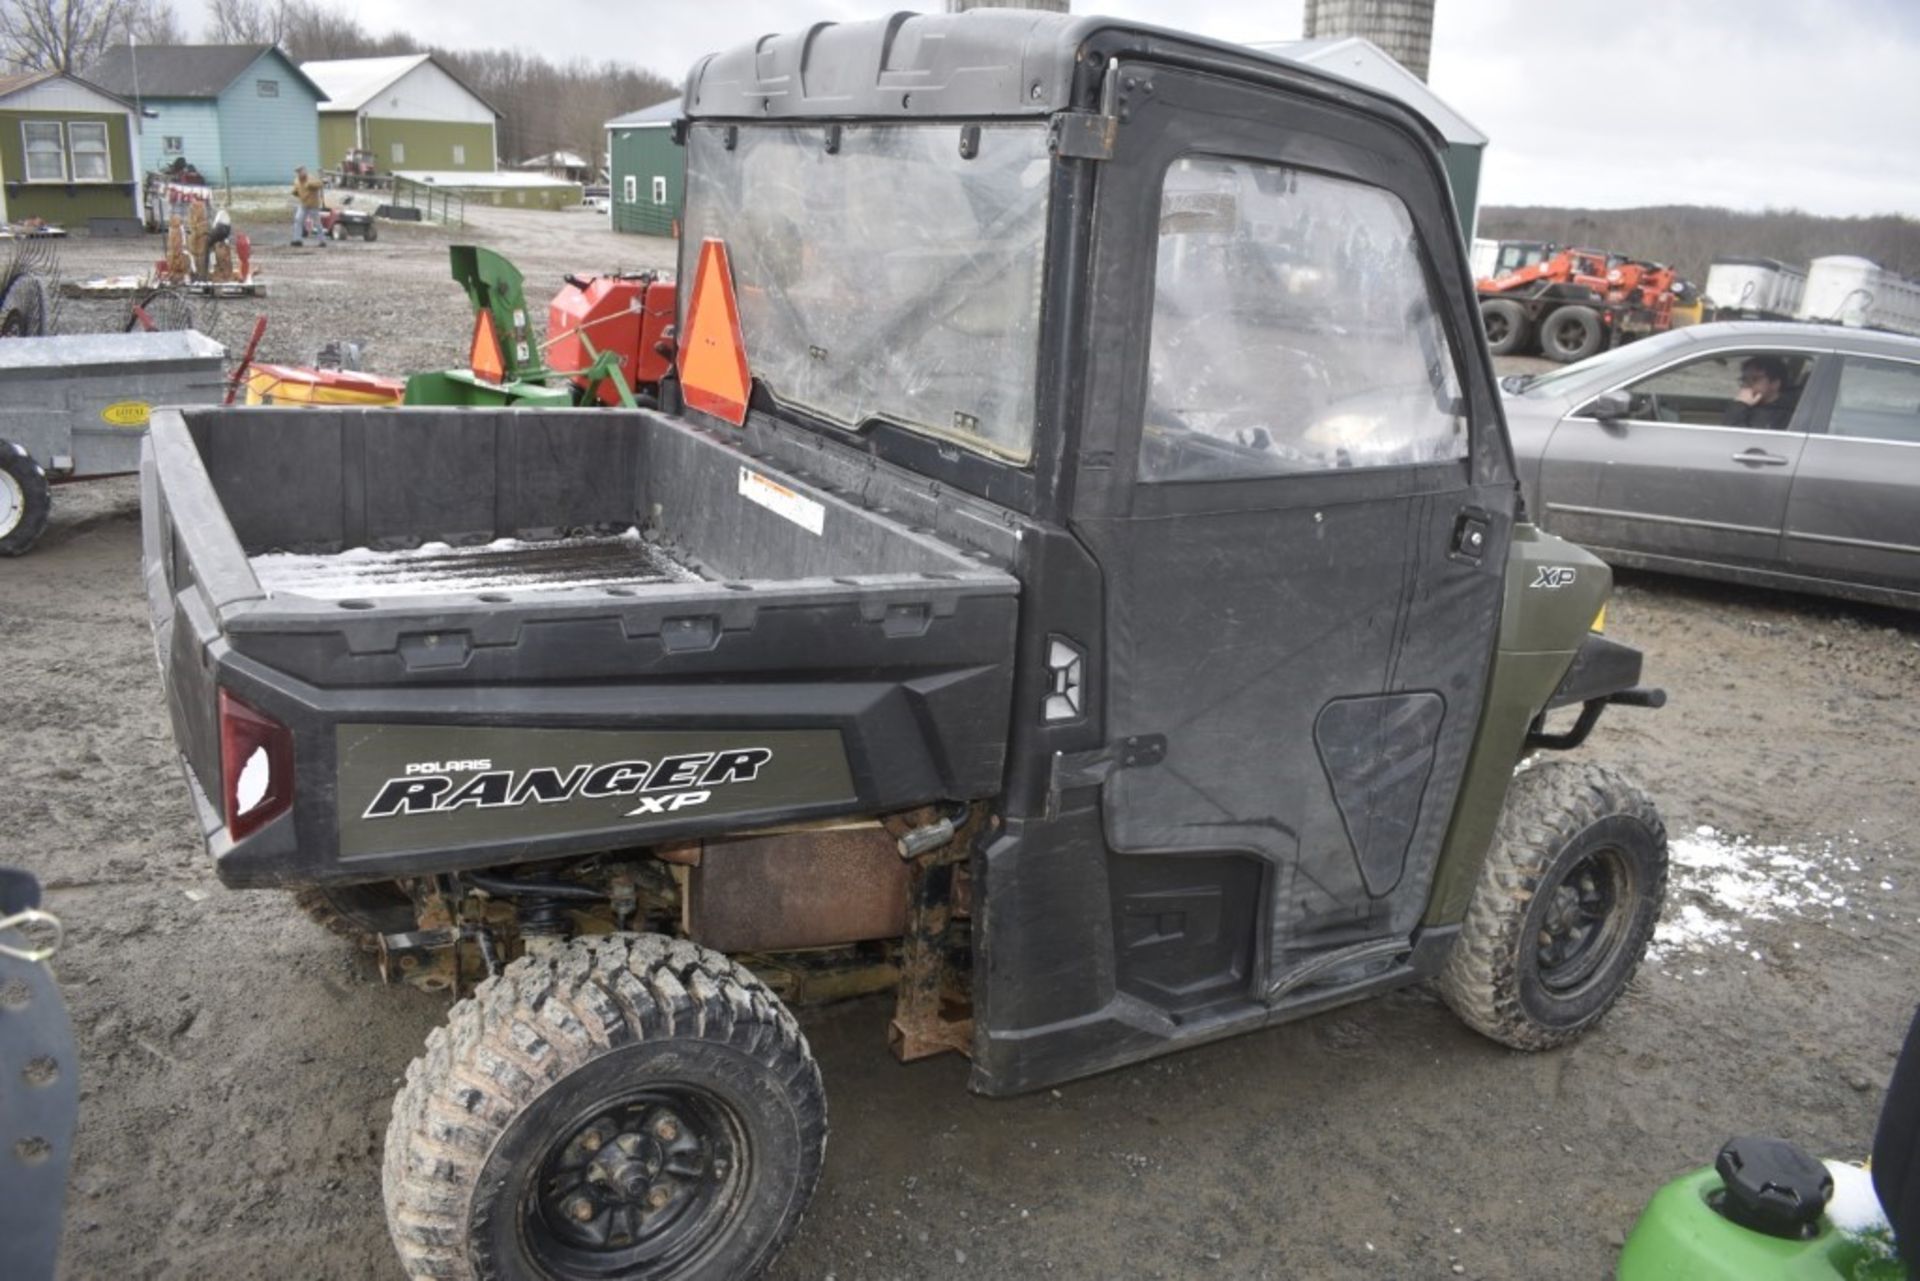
[652,175,666,205]
[452,143,466,165]
[163,135,184,154]
[623,175,637,203]
[256,79,279,98]
[391,141,405,164]
[22,121,64,181]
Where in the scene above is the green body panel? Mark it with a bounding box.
[1424,524,1612,924]
[446,244,547,382]
[335,725,857,858]
[610,125,683,236]
[362,117,494,172]
[1617,1168,1904,1281]
[400,245,628,407]
[0,108,136,225]
[317,114,358,169]
[402,369,574,407]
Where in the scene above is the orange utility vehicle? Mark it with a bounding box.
[1478,244,1693,362]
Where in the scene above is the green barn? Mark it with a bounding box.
[606,99,681,237]
[304,53,499,177]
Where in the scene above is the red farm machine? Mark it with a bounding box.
[245,246,677,408]
[1477,243,1698,363]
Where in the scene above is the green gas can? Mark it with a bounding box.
[1618,1141,1902,1281]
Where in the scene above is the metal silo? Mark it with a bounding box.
[1304,0,1436,82]
[946,0,1071,11]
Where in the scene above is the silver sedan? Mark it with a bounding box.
[1501,320,1920,609]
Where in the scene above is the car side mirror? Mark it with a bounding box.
[1585,390,1632,421]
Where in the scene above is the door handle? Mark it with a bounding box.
[1731,450,1789,466]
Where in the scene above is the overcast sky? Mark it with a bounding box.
[308,0,1920,216]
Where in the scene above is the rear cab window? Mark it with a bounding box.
[1141,157,1467,482]
[681,122,1051,464]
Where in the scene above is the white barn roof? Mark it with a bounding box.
[304,54,429,111]
[1253,37,1487,147]
[305,53,499,117]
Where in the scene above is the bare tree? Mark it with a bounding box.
[275,0,373,62]
[204,0,284,45]
[122,0,182,44]
[1,0,133,73]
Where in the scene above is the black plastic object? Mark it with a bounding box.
[1873,1007,1920,1270]
[1713,1135,1834,1238]
[0,868,39,915]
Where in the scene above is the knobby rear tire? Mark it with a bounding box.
[384,933,826,1281]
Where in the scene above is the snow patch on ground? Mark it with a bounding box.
[1824,1161,1891,1235]
[1650,824,1878,964]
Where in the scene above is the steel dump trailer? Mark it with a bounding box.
[0,329,225,554]
[141,405,1020,890]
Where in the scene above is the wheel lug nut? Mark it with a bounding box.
[653,1118,679,1142]
[581,1131,602,1152]
[566,1195,596,1222]
[647,1184,672,1209]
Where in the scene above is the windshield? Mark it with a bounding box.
[1509,328,1697,397]
[682,123,1051,463]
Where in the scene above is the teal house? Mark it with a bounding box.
[84,44,322,185]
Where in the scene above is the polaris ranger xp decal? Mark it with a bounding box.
[335,725,856,858]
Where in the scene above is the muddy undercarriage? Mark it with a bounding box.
[336,805,981,1065]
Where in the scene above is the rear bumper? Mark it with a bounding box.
[188,642,1014,890]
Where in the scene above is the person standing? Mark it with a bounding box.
[291,165,325,246]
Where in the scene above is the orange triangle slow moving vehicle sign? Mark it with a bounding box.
[469,308,506,384]
[679,238,752,426]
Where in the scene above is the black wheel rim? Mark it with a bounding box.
[521,1086,747,1278]
[1534,847,1634,995]
[1486,312,1510,343]
[1551,319,1586,353]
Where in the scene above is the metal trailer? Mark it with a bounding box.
[0,329,226,555]
[1798,255,1920,337]
[1704,256,1807,318]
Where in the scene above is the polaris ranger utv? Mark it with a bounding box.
[140,12,1669,1279]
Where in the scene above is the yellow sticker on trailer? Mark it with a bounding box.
[100,401,151,428]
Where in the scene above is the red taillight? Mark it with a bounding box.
[218,689,294,841]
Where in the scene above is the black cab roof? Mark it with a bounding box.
[683,9,1444,147]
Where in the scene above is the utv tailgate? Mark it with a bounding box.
[141,406,1019,887]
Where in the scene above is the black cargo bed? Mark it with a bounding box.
[249,528,704,600]
[141,406,1021,887]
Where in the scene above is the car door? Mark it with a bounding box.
[1537,347,1820,568]
[1783,352,1920,594]
[1071,64,1514,1008]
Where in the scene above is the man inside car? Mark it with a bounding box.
[1723,354,1796,428]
